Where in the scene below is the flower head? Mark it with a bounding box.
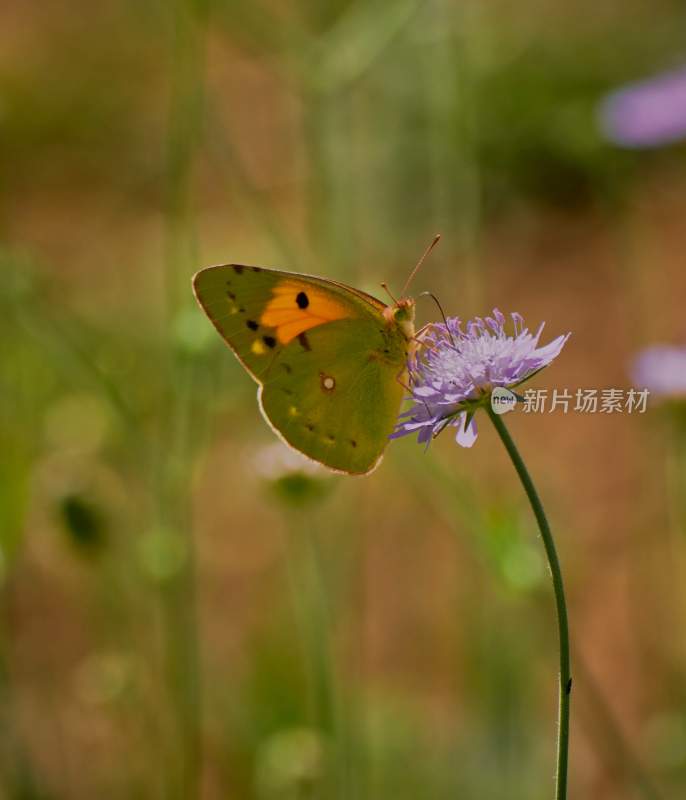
[599,65,686,148]
[631,345,686,398]
[392,310,569,447]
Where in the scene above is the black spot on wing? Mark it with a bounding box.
[228,290,236,301]
[350,439,357,448]
[298,332,312,352]
[281,363,292,374]
[296,291,309,309]
[233,265,244,274]
[263,335,277,349]
[246,320,259,331]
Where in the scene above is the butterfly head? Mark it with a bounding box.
[382,233,441,341]
[384,296,416,340]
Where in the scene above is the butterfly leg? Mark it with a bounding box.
[394,367,432,417]
[394,324,436,414]
[414,322,433,340]
[407,323,436,361]
[395,368,412,394]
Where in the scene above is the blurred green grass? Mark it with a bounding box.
[2,1,686,798]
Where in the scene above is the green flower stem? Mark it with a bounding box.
[487,407,571,800]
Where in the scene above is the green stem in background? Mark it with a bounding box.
[487,408,571,800]
[286,513,337,735]
[157,0,210,796]
[284,510,343,799]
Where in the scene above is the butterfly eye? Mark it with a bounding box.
[394,304,413,323]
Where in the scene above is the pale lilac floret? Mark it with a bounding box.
[631,345,686,397]
[599,66,686,148]
[391,310,570,447]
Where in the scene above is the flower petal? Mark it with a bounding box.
[533,332,570,364]
[455,413,478,448]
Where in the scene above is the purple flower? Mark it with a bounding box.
[599,65,686,148]
[631,345,686,397]
[392,310,570,447]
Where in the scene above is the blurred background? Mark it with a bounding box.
[2,1,686,798]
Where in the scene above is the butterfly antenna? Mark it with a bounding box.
[419,291,455,345]
[380,282,399,304]
[401,233,441,296]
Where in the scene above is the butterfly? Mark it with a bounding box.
[192,238,440,475]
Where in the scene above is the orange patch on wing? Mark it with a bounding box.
[260,282,350,344]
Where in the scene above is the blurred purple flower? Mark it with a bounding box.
[632,345,686,397]
[392,310,569,448]
[600,65,686,148]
